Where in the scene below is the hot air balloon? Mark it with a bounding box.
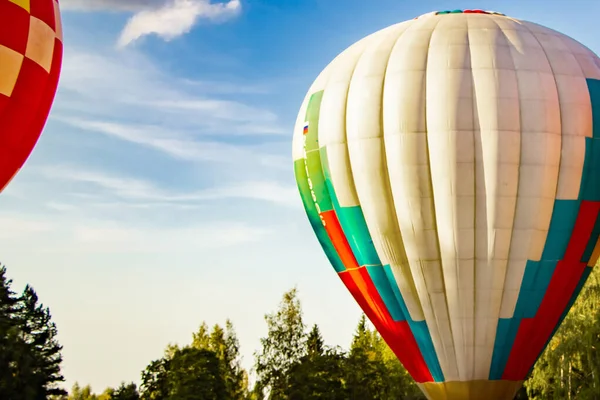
[292,9,600,400]
[0,0,63,192]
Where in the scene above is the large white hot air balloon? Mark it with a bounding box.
[293,9,600,400]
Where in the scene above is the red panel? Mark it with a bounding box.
[0,1,30,54]
[0,94,10,117]
[502,201,600,380]
[321,210,359,270]
[320,207,433,382]
[339,269,433,383]
[30,0,56,31]
[16,38,62,175]
[0,57,49,189]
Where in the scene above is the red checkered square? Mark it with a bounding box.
[0,1,30,54]
[30,0,56,31]
[10,56,47,105]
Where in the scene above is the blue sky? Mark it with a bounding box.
[2,0,600,392]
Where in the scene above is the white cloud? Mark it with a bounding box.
[38,166,299,208]
[55,117,288,168]
[0,211,269,254]
[55,48,285,136]
[71,222,269,253]
[117,0,242,48]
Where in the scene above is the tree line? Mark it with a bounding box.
[1,262,599,400]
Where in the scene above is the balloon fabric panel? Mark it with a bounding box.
[294,91,439,383]
[0,0,63,192]
[491,79,600,381]
[292,9,600,400]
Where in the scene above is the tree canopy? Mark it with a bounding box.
[3,262,600,400]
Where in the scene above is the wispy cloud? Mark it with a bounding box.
[117,0,242,48]
[0,211,270,253]
[54,117,288,168]
[55,48,285,135]
[38,166,299,208]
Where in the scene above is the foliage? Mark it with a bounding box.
[253,287,306,399]
[0,264,67,400]
[525,266,600,400]
[8,260,600,400]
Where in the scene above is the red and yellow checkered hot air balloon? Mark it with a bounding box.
[0,0,63,192]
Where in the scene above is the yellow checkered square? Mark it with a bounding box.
[0,44,25,96]
[9,0,29,12]
[25,16,55,73]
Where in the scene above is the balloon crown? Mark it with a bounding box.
[415,9,506,19]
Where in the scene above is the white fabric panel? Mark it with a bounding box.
[346,23,425,321]
[319,24,407,208]
[292,32,380,162]
[498,21,562,319]
[384,16,459,381]
[469,20,520,379]
[426,14,474,381]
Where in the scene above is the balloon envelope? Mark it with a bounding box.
[293,9,600,400]
[0,0,63,192]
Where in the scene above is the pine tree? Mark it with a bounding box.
[15,285,66,398]
[0,264,66,400]
[306,324,324,359]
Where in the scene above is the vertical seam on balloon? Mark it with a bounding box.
[520,23,564,203]
[379,19,446,382]
[465,14,476,381]
[488,17,524,380]
[424,15,461,381]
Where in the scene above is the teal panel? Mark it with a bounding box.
[319,147,380,266]
[579,138,600,201]
[540,200,581,261]
[582,212,600,262]
[366,266,406,321]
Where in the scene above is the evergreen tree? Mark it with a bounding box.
[306,324,324,359]
[344,315,390,399]
[285,324,347,400]
[0,264,66,400]
[111,382,140,400]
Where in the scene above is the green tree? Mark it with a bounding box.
[140,358,170,400]
[191,320,248,398]
[0,264,66,400]
[306,324,324,358]
[254,287,307,399]
[68,383,99,400]
[167,347,226,400]
[374,333,424,399]
[140,346,228,400]
[285,324,347,400]
[344,315,392,399]
[0,266,20,398]
[111,382,140,400]
[525,266,600,399]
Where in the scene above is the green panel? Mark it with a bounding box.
[303,91,333,213]
[294,159,345,273]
